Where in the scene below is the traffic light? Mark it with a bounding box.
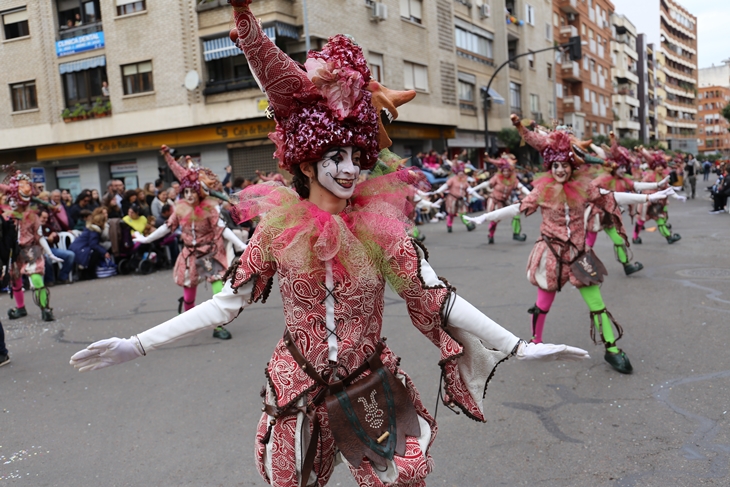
[566,36,582,61]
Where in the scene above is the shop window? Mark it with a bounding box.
[10,81,37,112]
[63,66,106,107]
[403,61,428,92]
[3,8,29,40]
[122,61,153,95]
[116,0,146,16]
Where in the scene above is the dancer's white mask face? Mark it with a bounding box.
[316,146,361,200]
[183,187,199,205]
[551,161,572,183]
[617,166,627,177]
[8,197,18,211]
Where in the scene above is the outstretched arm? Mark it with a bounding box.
[70,280,251,371]
[603,187,676,206]
[517,182,531,196]
[463,203,521,225]
[134,223,170,244]
[634,176,670,191]
[223,227,247,253]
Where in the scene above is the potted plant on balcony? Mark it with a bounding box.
[61,108,72,123]
[70,103,87,121]
[90,97,112,118]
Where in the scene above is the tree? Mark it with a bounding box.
[497,127,522,152]
[618,138,642,150]
[722,101,730,125]
[592,134,610,146]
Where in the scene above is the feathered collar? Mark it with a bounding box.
[530,166,595,209]
[174,197,218,225]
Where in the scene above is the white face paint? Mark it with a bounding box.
[316,146,362,200]
[8,197,18,211]
[617,166,627,177]
[551,161,572,183]
[183,187,199,205]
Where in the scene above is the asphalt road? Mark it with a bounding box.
[1,186,729,486]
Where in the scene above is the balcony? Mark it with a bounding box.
[560,25,578,39]
[563,95,581,112]
[557,0,578,14]
[203,76,259,96]
[562,61,580,82]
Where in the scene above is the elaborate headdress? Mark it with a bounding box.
[161,147,225,201]
[0,167,35,207]
[229,0,411,172]
[637,147,670,170]
[511,114,590,170]
[605,131,636,170]
[487,153,517,171]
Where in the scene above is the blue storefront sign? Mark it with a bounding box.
[56,31,105,57]
[31,167,46,184]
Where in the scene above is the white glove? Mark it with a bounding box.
[132,231,149,244]
[464,203,521,225]
[672,193,687,202]
[658,176,670,188]
[69,337,144,372]
[648,187,676,203]
[515,341,590,361]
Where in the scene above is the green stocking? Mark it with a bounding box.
[30,274,48,308]
[211,280,224,295]
[459,213,469,225]
[605,227,628,264]
[657,216,671,237]
[579,285,619,353]
[411,227,421,238]
[512,215,522,234]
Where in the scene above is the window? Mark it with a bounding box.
[204,49,256,95]
[369,52,384,83]
[510,82,521,109]
[403,61,428,91]
[525,4,535,26]
[546,22,552,40]
[458,80,474,103]
[553,12,559,27]
[57,0,102,29]
[581,23,586,35]
[10,81,37,111]
[548,100,555,119]
[63,66,106,107]
[547,63,552,79]
[556,84,563,98]
[530,94,539,113]
[455,25,494,60]
[528,53,534,69]
[3,8,29,40]
[116,0,146,16]
[584,87,589,102]
[122,61,153,95]
[399,0,422,24]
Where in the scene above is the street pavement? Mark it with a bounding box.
[1,186,729,486]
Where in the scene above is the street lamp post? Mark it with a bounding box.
[482,37,582,157]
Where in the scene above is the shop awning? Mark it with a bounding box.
[486,87,505,105]
[262,22,300,42]
[59,55,106,74]
[203,36,240,62]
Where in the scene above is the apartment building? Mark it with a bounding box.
[697,86,730,156]
[659,0,698,153]
[699,60,730,89]
[4,0,559,193]
[610,13,639,140]
[553,0,614,140]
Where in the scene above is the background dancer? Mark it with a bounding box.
[133,147,246,340]
[434,162,476,233]
[1,170,62,322]
[70,7,588,486]
[468,115,676,374]
[634,147,683,244]
[469,153,529,244]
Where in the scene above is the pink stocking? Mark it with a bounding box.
[183,286,197,311]
[12,278,25,309]
[488,221,498,238]
[446,214,454,227]
[585,231,597,248]
[633,219,644,240]
[531,289,556,343]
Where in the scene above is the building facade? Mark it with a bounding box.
[553,0,614,140]
[697,86,730,156]
[698,60,730,89]
[2,0,557,194]
[659,0,698,153]
[610,13,639,141]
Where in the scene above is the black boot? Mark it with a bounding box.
[488,236,494,244]
[666,233,681,244]
[604,347,633,374]
[632,237,642,244]
[513,233,527,241]
[8,307,27,319]
[466,222,476,232]
[213,326,232,340]
[41,308,55,322]
[447,225,452,233]
[622,262,644,276]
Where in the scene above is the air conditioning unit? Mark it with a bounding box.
[479,4,490,18]
[371,2,387,22]
[567,13,576,22]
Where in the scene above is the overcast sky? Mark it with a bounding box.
[610,0,728,68]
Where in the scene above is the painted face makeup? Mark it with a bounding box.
[183,187,199,205]
[501,167,513,177]
[551,161,572,183]
[8,197,18,211]
[316,146,361,199]
[617,166,627,177]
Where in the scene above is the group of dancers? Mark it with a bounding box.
[67,1,684,485]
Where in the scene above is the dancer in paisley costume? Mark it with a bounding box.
[632,147,683,245]
[1,170,63,322]
[433,162,476,233]
[133,149,246,340]
[468,153,529,244]
[70,2,588,486]
[585,132,670,276]
[467,115,677,374]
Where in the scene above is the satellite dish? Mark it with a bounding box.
[184,70,200,91]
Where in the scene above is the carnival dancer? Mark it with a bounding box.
[585,133,670,275]
[467,115,677,374]
[434,162,476,233]
[71,7,588,486]
[133,148,247,340]
[633,147,683,244]
[469,154,529,244]
[0,170,63,322]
